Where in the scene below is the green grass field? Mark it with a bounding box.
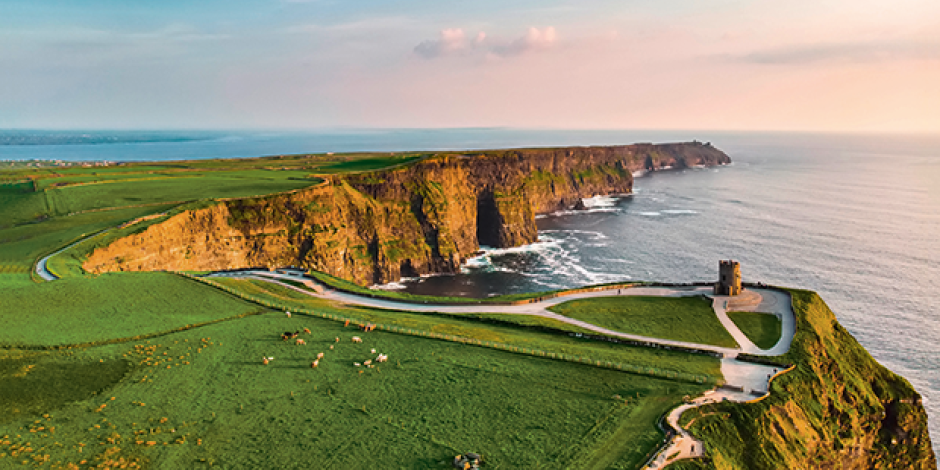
[0,273,261,347]
[727,312,782,350]
[207,278,722,381]
[0,312,706,469]
[548,296,739,348]
[0,153,738,469]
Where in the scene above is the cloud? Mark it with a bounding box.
[413,28,486,58]
[492,26,557,57]
[414,26,556,59]
[736,41,940,64]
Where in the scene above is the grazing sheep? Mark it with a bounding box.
[296,339,306,345]
[363,360,372,366]
[376,354,388,363]
[334,337,340,343]
[351,336,362,343]
[303,327,311,334]
[311,360,319,368]
[286,311,291,318]
[263,358,269,365]
[371,348,376,354]
[354,362,361,367]
[329,345,334,350]
[317,352,325,360]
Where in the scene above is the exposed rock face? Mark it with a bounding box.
[83,142,730,284]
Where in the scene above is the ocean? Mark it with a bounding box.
[3,129,938,454]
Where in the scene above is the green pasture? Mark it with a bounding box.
[0,205,177,278]
[548,296,739,348]
[0,313,705,469]
[0,273,261,347]
[727,312,782,350]
[207,278,721,380]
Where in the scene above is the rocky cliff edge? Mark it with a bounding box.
[83,142,729,284]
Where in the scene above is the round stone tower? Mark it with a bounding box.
[715,260,742,296]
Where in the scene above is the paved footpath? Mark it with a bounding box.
[210,269,797,469]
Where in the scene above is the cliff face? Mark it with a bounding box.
[678,290,936,470]
[83,142,730,284]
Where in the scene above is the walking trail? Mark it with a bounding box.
[210,269,796,469]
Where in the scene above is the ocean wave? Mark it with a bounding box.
[633,170,648,177]
[543,207,619,217]
[541,229,608,240]
[638,211,662,216]
[370,281,409,290]
[581,195,620,208]
[661,209,699,215]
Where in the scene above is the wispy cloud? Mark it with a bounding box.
[414,26,557,59]
[736,40,940,64]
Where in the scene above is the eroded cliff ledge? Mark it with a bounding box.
[83,142,730,284]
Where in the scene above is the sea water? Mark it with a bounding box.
[3,129,938,455]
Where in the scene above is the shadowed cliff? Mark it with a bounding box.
[83,142,730,284]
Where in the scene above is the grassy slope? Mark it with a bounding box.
[0,273,261,347]
[674,289,936,469]
[0,313,706,469]
[210,278,722,380]
[548,296,739,348]
[726,312,781,350]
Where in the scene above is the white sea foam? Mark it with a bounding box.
[662,209,699,215]
[581,195,619,208]
[638,211,662,216]
[371,281,408,290]
[633,170,648,177]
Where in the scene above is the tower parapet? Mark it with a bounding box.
[715,260,742,296]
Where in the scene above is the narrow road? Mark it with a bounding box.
[210,269,797,470]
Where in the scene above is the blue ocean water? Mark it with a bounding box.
[3,129,938,454]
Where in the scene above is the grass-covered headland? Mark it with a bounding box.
[674,289,937,469]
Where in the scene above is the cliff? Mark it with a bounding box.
[673,289,936,470]
[82,142,730,284]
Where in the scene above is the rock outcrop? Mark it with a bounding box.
[83,142,730,284]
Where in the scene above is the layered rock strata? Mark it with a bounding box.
[84,142,730,284]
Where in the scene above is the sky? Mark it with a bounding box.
[1,0,939,132]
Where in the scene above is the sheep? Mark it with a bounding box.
[262,356,273,365]
[376,354,388,363]
[263,358,269,365]
[363,359,372,366]
[329,345,334,350]
[285,311,291,318]
[353,362,361,367]
[296,339,306,345]
[317,352,325,360]
[370,348,376,354]
[334,337,340,343]
[303,327,311,334]
[311,360,319,368]
[344,320,350,327]
[351,336,362,343]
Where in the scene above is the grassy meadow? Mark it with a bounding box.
[0,312,707,469]
[727,312,782,350]
[548,296,739,348]
[0,153,739,469]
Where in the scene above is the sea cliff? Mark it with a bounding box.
[674,289,936,470]
[83,142,729,284]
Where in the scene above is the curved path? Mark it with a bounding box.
[211,269,796,469]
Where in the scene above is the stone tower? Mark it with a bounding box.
[715,260,742,296]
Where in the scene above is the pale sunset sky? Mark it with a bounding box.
[2,0,938,132]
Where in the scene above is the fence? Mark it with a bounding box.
[181,273,718,386]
